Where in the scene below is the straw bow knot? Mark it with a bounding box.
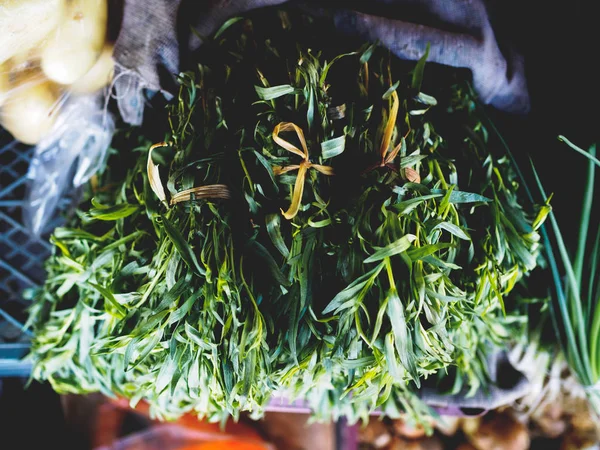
[272,122,333,220]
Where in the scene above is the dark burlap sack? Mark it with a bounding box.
[112,0,529,124]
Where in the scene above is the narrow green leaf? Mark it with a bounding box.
[161,215,205,277]
[123,337,139,369]
[422,255,461,270]
[321,135,346,159]
[247,240,290,287]
[127,329,163,371]
[387,291,419,384]
[399,154,427,168]
[184,322,210,350]
[385,332,404,381]
[414,92,437,106]
[558,137,600,168]
[573,144,596,288]
[255,84,296,101]
[169,291,201,324]
[306,86,315,132]
[425,288,464,303]
[430,189,491,204]
[320,52,357,85]
[214,16,243,39]
[360,43,377,64]
[156,354,177,393]
[382,81,400,100]
[323,264,384,314]
[86,203,138,221]
[53,228,107,242]
[307,217,331,228]
[406,243,453,261]
[266,214,290,259]
[78,307,92,364]
[135,311,170,336]
[370,296,389,346]
[411,43,430,91]
[365,235,417,263]
[393,194,440,215]
[253,150,279,191]
[433,222,471,241]
[88,283,127,317]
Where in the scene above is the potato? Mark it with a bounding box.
[0,79,60,145]
[392,418,427,439]
[0,65,10,107]
[433,415,461,436]
[0,0,66,65]
[456,444,478,450]
[464,413,529,450]
[41,0,108,85]
[359,419,392,449]
[390,436,443,450]
[70,44,115,94]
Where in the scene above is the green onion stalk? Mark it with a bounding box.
[532,136,600,421]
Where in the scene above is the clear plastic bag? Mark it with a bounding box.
[0,0,117,234]
[23,94,114,235]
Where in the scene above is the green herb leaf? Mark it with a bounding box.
[86,202,138,221]
[321,135,346,159]
[88,283,127,317]
[161,215,205,277]
[213,17,243,39]
[432,222,471,241]
[266,214,290,259]
[411,43,430,91]
[364,235,417,263]
[255,84,296,100]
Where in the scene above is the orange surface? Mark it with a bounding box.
[110,397,264,441]
[179,441,269,450]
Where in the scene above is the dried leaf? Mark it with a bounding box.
[147,142,169,204]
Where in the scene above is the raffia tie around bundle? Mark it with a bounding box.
[272,122,334,219]
[147,142,230,205]
[368,90,420,183]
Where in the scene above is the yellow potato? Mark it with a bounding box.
[0,79,60,145]
[70,44,115,94]
[0,0,66,65]
[0,65,10,107]
[41,0,108,85]
[10,47,45,71]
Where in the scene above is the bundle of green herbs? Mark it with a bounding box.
[26,9,546,424]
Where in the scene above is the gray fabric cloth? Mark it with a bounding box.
[112,0,529,123]
[114,0,181,95]
[331,2,530,113]
[417,351,530,416]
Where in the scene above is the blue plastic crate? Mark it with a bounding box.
[0,132,68,376]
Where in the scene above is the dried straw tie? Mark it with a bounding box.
[366,90,420,183]
[272,122,334,220]
[147,142,230,205]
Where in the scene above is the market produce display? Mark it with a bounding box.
[26,10,546,424]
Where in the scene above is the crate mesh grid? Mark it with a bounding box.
[0,132,58,373]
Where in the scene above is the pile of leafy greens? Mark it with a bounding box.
[27,9,545,424]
